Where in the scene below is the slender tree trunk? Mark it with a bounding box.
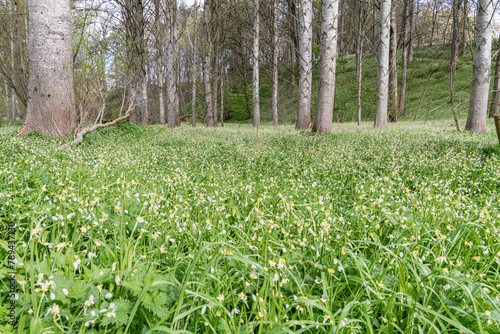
[388,5,398,122]
[203,0,215,127]
[19,0,77,136]
[450,0,460,104]
[213,66,218,125]
[4,82,10,122]
[253,0,260,127]
[408,0,416,62]
[429,0,438,47]
[371,0,377,57]
[355,0,364,125]
[166,0,178,128]
[465,0,493,132]
[192,0,198,127]
[374,0,391,128]
[296,0,313,129]
[154,0,166,125]
[220,69,224,126]
[10,0,15,121]
[312,0,339,133]
[460,0,468,56]
[399,0,409,115]
[489,42,500,118]
[272,0,279,126]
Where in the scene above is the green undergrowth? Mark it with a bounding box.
[0,122,499,333]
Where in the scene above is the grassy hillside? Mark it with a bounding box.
[227,43,486,126]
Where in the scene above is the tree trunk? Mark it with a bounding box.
[192,0,198,127]
[166,0,178,128]
[465,0,493,132]
[124,0,148,125]
[489,41,500,118]
[388,5,398,122]
[272,0,279,126]
[312,0,339,133]
[19,0,77,136]
[399,0,409,115]
[296,0,313,130]
[374,0,391,128]
[429,0,438,47]
[460,0,468,56]
[355,0,363,125]
[213,66,218,126]
[450,0,460,104]
[4,82,10,122]
[154,0,166,125]
[220,70,224,126]
[252,0,260,127]
[203,0,215,127]
[408,0,416,62]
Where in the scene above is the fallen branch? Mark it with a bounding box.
[180,114,205,121]
[60,99,140,149]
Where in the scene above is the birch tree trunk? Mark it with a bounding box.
[450,0,460,103]
[465,0,493,132]
[489,43,500,118]
[124,0,148,125]
[166,0,178,128]
[203,0,215,127]
[388,5,398,122]
[312,0,339,133]
[19,0,77,136]
[296,0,313,130]
[399,0,409,115]
[374,0,391,128]
[272,0,279,126]
[253,0,260,127]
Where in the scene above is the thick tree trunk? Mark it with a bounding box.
[399,0,408,115]
[253,0,260,127]
[124,0,148,125]
[272,0,279,126]
[296,0,313,130]
[374,0,391,128]
[166,0,178,128]
[312,0,339,133]
[388,5,398,122]
[489,42,500,118]
[203,0,215,127]
[450,0,460,103]
[408,0,416,62]
[465,0,493,132]
[19,0,77,136]
[355,0,363,125]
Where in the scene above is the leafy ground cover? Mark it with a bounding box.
[0,121,500,333]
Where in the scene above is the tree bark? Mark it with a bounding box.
[124,0,148,125]
[399,0,409,115]
[166,0,178,128]
[192,0,198,127]
[355,0,364,125]
[465,0,493,132]
[296,0,313,130]
[272,0,279,126]
[374,0,391,128]
[154,0,166,125]
[460,0,468,56]
[312,0,339,133]
[450,0,460,103]
[388,5,398,122]
[19,0,77,136]
[220,70,224,126]
[489,41,500,118]
[203,0,215,127]
[408,0,416,62]
[253,0,260,127]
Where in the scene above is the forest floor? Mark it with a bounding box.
[0,121,499,333]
